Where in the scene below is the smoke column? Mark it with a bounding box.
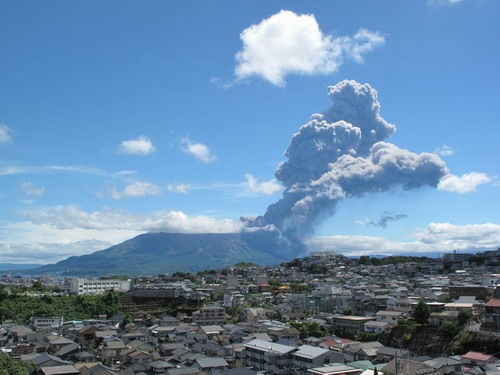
[245,80,448,241]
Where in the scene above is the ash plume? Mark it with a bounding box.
[245,80,448,240]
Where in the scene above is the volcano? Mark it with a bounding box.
[29,231,302,276]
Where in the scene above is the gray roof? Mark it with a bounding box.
[365,321,389,327]
[294,345,329,359]
[196,357,229,368]
[425,357,464,368]
[376,311,403,316]
[40,365,79,375]
[167,367,201,375]
[310,364,360,374]
[243,339,295,354]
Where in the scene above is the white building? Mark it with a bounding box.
[71,278,131,295]
[30,316,64,330]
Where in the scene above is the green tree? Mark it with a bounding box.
[458,310,471,326]
[31,281,44,291]
[0,353,34,375]
[439,322,459,339]
[414,300,430,324]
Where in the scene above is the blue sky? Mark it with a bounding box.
[0,0,499,263]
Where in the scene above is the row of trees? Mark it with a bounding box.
[0,289,123,322]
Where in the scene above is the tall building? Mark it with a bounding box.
[70,278,131,295]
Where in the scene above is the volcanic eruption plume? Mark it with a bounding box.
[244,80,448,243]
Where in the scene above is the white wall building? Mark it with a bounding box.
[71,278,131,295]
[30,316,64,330]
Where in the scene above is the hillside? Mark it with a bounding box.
[0,263,40,271]
[30,231,298,276]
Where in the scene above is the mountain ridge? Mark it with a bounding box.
[29,231,298,276]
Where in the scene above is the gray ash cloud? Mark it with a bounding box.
[244,80,448,240]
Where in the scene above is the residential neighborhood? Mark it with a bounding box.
[0,250,499,374]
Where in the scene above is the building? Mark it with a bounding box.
[30,317,63,330]
[429,311,459,327]
[70,278,130,295]
[375,310,403,325]
[293,345,342,375]
[460,351,499,365]
[192,306,226,325]
[308,364,362,375]
[424,357,465,375]
[481,298,500,333]
[331,315,376,337]
[243,338,295,372]
[364,321,389,334]
[381,358,438,375]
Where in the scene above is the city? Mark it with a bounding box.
[0,1,499,374]
[0,249,499,374]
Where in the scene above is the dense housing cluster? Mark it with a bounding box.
[0,249,499,374]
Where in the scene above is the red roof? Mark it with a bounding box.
[461,351,493,362]
[485,299,500,307]
[323,338,355,347]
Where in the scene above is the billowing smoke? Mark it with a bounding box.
[245,80,448,240]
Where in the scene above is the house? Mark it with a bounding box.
[148,360,175,374]
[375,311,403,326]
[195,357,229,372]
[308,364,362,375]
[21,353,69,368]
[381,358,438,375]
[376,347,410,363]
[192,306,226,325]
[293,345,343,375]
[343,342,384,362]
[243,338,295,372]
[331,315,376,337]
[268,326,301,343]
[460,351,499,365]
[199,325,224,336]
[424,357,465,375]
[364,321,390,334]
[481,298,500,332]
[40,365,80,375]
[429,311,459,327]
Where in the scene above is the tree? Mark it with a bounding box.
[0,354,34,375]
[31,281,44,291]
[458,310,472,326]
[439,322,459,338]
[414,300,430,324]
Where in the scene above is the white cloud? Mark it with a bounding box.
[244,174,282,195]
[112,181,162,199]
[0,240,112,264]
[0,163,135,179]
[181,137,217,163]
[119,135,156,155]
[167,182,192,194]
[0,204,243,263]
[234,10,385,86]
[428,0,464,6]
[438,172,491,193]
[434,145,454,156]
[0,124,12,144]
[306,222,500,256]
[21,182,45,197]
[23,205,243,234]
[0,205,243,262]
